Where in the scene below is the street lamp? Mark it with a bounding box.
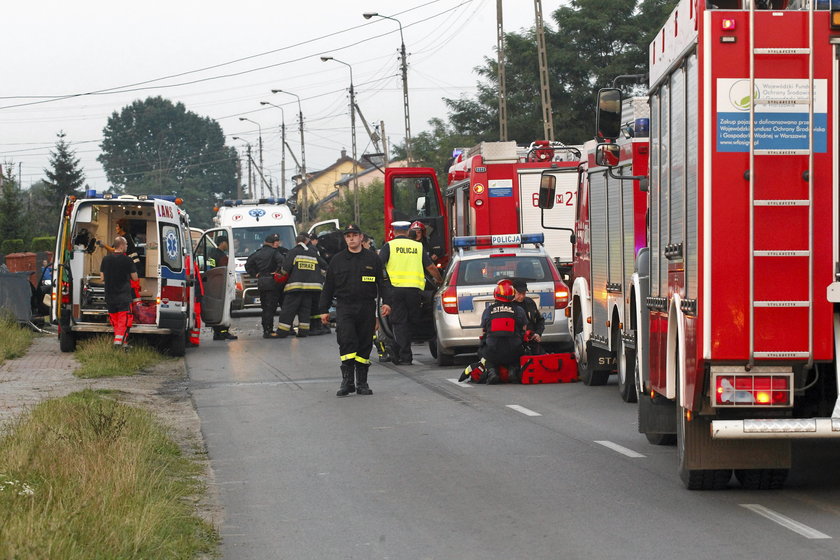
[321,56,359,225]
[363,12,412,163]
[271,89,310,223]
[238,117,265,197]
[259,101,287,199]
[231,136,253,198]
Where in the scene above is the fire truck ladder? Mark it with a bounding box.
[748,1,815,367]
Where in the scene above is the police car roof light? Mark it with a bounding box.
[452,232,545,249]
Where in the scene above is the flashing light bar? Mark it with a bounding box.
[82,192,179,202]
[221,197,287,207]
[453,233,544,249]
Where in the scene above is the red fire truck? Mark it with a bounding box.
[383,141,581,276]
[579,0,840,489]
[564,98,650,401]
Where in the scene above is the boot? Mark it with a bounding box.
[355,364,373,395]
[336,364,356,397]
[263,328,281,339]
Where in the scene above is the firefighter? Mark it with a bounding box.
[319,223,392,397]
[245,233,285,338]
[408,220,437,264]
[480,279,528,384]
[99,236,139,349]
[511,277,545,355]
[306,233,330,336]
[379,221,442,365]
[276,233,326,338]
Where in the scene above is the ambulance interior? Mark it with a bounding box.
[70,202,160,319]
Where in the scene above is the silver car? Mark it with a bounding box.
[432,234,571,366]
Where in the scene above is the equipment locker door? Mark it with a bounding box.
[194,227,235,326]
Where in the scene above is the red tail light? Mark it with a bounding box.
[547,261,570,309]
[441,261,460,315]
[61,281,71,304]
[713,373,792,407]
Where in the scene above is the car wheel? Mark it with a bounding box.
[436,337,455,366]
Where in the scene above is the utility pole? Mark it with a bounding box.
[381,121,389,164]
[272,90,309,223]
[246,145,253,198]
[534,0,554,141]
[497,0,508,141]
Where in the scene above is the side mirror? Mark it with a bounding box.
[538,174,557,209]
[595,143,621,167]
[595,88,622,140]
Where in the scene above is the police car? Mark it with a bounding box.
[432,233,571,366]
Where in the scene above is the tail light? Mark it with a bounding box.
[61,281,71,304]
[712,372,792,407]
[547,261,570,309]
[441,261,460,315]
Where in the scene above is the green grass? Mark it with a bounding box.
[74,335,169,378]
[0,390,218,559]
[0,315,34,366]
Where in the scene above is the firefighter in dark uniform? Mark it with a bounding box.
[307,233,329,335]
[480,279,528,384]
[511,277,544,354]
[379,220,442,365]
[319,223,392,397]
[245,233,285,338]
[276,233,326,337]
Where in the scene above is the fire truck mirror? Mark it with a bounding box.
[538,174,556,209]
[595,144,621,168]
[595,88,622,140]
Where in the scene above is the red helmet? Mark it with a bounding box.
[409,221,426,234]
[494,279,516,302]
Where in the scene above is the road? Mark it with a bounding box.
[187,315,840,560]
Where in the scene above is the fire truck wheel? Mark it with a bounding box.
[59,327,76,353]
[638,391,676,446]
[616,333,638,403]
[435,337,455,366]
[734,468,788,490]
[168,329,186,357]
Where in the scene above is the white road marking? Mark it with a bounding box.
[446,378,474,387]
[506,404,542,417]
[594,440,646,458]
[741,504,832,539]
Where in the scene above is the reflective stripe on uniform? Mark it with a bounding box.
[354,356,371,365]
[284,282,324,291]
[341,352,357,361]
[385,238,425,289]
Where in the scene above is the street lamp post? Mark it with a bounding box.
[271,89,309,223]
[238,117,264,197]
[363,12,412,163]
[259,101,287,199]
[232,136,253,198]
[321,56,359,225]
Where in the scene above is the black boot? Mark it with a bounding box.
[336,364,356,397]
[355,364,373,395]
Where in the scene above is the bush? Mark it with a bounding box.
[0,239,24,254]
[30,237,55,253]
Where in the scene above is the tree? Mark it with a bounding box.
[0,165,26,248]
[40,131,85,233]
[97,97,238,228]
[323,179,386,246]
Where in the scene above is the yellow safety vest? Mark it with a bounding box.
[386,237,425,289]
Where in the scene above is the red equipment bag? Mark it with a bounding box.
[132,301,158,324]
[519,353,578,384]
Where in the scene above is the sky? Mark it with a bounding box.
[1,0,565,199]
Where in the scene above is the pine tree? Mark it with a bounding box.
[44,131,85,207]
[0,165,26,247]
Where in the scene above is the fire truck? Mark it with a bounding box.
[563,98,650,401]
[53,193,235,356]
[580,0,840,490]
[383,141,581,276]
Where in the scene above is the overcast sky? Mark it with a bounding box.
[1,0,564,199]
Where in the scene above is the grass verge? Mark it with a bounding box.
[0,389,218,559]
[75,335,168,378]
[0,315,34,366]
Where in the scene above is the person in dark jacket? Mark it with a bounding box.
[306,233,330,336]
[480,279,528,384]
[100,236,139,349]
[276,234,326,337]
[511,277,545,354]
[319,223,392,397]
[245,234,285,338]
[209,236,238,340]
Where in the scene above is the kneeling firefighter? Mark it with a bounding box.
[479,279,528,384]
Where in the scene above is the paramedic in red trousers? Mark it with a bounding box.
[320,223,392,397]
[379,220,442,365]
[276,233,326,338]
[245,233,285,339]
[100,236,139,349]
[480,279,528,384]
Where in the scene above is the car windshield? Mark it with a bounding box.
[456,255,552,286]
[232,225,296,257]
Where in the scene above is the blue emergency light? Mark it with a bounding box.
[452,232,545,248]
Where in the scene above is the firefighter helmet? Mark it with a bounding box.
[494,279,516,302]
[409,221,426,235]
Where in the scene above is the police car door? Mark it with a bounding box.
[194,227,235,326]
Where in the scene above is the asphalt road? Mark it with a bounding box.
[187,315,840,560]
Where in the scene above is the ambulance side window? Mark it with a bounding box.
[159,224,183,272]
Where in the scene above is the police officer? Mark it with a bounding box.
[379,221,442,365]
[276,233,326,338]
[480,279,528,384]
[245,233,285,338]
[319,223,392,397]
[511,277,544,354]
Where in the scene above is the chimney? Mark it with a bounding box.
[340,148,347,159]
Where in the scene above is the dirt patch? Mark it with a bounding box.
[0,334,222,535]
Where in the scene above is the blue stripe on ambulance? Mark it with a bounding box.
[161,266,186,280]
